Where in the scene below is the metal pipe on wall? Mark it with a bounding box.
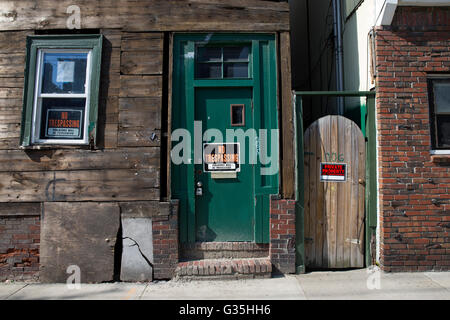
[332,0,345,115]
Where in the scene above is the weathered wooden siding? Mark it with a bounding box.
[0,29,163,205]
[0,0,289,31]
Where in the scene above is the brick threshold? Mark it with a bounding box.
[175,257,272,280]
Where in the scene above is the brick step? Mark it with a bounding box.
[175,257,272,280]
[180,242,270,260]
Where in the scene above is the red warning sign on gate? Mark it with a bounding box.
[320,163,347,182]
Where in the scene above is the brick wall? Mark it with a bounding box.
[0,216,40,281]
[375,6,450,272]
[270,197,296,273]
[152,200,179,279]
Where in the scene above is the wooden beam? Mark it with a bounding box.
[0,169,160,202]
[0,202,41,216]
[0,0,289,32]
[0,147,160,172]
[280,31,295,199]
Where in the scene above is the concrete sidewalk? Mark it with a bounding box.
[1,269,449,300]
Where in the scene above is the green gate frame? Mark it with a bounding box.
[294,91,377,274]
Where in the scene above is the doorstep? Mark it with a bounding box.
[174,257,272,280]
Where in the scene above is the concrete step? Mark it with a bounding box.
[175,257,272,280]
[180,242,270,260]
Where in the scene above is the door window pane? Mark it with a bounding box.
[197,63,222,79]
[231,104,245,126]
[224,63,248,78]
[223,46,249,61]
[41,52,88,94]
[197,47,222,62]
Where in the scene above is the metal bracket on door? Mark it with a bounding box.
[211,172,237,179]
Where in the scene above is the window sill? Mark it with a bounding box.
[20,144,91,150]
[431,154,450,164]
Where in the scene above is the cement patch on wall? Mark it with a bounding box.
[120,218,153,282]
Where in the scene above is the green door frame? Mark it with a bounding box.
[172,33,279,244]
[294,91,377,274]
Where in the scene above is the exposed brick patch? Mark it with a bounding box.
[175,257,272,280]
[375,6,450,272]
[0,216,40,281]
[152,200,179,279]
[270,197,296,273]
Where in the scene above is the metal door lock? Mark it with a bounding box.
[196,181,203,196]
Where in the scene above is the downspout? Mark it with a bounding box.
[332,0,344,115]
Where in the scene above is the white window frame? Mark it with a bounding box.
[31,48,93,145]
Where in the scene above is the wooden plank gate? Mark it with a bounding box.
[304,115,365,269]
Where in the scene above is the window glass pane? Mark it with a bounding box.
[345,0,360,17]
[39,98,85,140]
[224,62,248,78]
[231,105,244,126]
[436,115,450,148]
[223,46,249,62]
[196,63,222,79]
[434,81,450,113]
[197,47,222,62]
[41,52,88,94]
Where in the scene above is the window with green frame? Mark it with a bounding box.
[195,44,251,79]
[20,35,102,147]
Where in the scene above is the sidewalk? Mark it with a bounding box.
[1,269,449,300]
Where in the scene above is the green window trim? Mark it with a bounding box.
[195,44,252,79]
[20,34,103,148]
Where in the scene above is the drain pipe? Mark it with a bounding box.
[332,0,344,115]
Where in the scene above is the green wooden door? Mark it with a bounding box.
[195,88,254,241]
[172,34,279,244]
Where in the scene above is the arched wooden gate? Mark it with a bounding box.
[304,115,365,269]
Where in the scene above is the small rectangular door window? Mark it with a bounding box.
[230,104,245,126]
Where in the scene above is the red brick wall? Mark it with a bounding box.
[152,200,179,279]
[0,216,40,281]
[375,6,450,272]
[270,197,296,273]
